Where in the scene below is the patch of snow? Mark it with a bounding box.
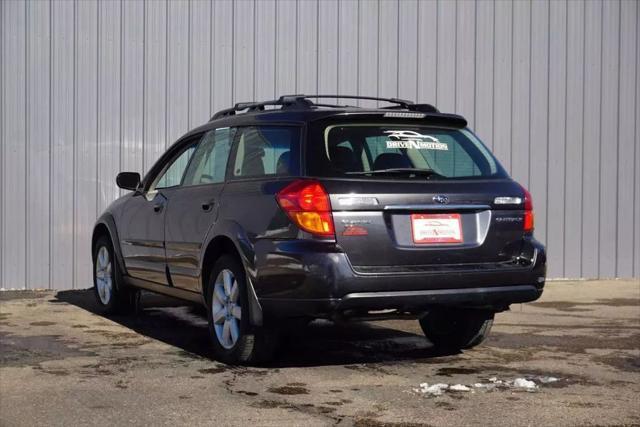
[414,383,450,396]
[415,375,557,397]
[512,378,538,390]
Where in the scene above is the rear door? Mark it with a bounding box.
[307,120,528,269]
[164,128,234,292]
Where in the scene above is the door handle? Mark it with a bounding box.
[201,200,215,212]
[153,203,163,213]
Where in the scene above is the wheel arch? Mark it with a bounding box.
[200,226,263,326]
[92,213,128,278]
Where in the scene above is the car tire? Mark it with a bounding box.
[419,308,494,351]
[206,255,278,365]
[93,235,139,315]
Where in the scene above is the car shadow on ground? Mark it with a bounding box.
[55,289,455,368]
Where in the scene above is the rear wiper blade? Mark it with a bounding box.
[345,168,446,179]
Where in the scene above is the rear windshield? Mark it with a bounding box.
[308,123,506,180]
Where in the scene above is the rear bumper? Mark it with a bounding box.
[251,238,546,318]
[260,285,542,317]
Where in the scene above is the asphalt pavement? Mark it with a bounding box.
[0,279,638,426]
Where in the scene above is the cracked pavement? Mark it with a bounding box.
[0,280,639,426]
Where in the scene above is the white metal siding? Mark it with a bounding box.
[1,0,638,290]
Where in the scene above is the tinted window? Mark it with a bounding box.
[183,128,234,186]
[309,124,505,179]
[154,144,197,189]
[231,126,298,178]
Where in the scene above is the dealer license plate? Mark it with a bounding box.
[410,213,463,244]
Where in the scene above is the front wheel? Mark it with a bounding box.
[206,255,278,365]
[419,308,494,351]
[93,235,138,314]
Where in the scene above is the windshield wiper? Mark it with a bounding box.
[345,168,446,179]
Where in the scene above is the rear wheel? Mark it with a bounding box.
[419,308,494,351]
[93,235,138,314]
[206,255,278,365]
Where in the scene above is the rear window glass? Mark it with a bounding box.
[231,126,299,178]
[309,124,506,180]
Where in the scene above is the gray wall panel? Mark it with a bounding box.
[318,0,338,102]
[378,0,398,100]
[337,0,357,97]
[635,4,640,278]
[581,0,602,279]
[143,0,168,174]
[97,0,121,216]
[1,0,638,290]
[358,0,378,108]
[122,0,144,173]
[398,0,418,101]
[474,0,494,150]
[51,0,74,290]
[529,0,549,250]
[167,0,189,145]
[599,0,620,278]
[436,0,455,112]
[255,0,277,102]
[493,0,513,174]
[233,0,254,102]
[617,0,637,277]
[26,0,51,289]
[212,0,233,115]
[75,0,98,292]
[296,0,317,95]
[564,0,584,278]
[455,0,475,127]
[2,1,27,289]
[189,0,212,127]
[275,0,296,97]
[546,0,567,278]
[511,0,530,188]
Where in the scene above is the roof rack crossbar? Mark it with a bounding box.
[298,95,414,109]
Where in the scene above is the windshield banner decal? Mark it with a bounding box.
[383,130,448,150]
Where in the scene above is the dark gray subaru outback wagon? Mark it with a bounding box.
[92,95,546,364]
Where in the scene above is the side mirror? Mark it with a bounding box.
[116,172,141,191]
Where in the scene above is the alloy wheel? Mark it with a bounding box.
[211,269,242,349]
[95,246,113,305]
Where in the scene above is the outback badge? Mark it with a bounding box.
[432,195,449,205]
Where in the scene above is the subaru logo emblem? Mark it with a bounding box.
[432,195,449,205]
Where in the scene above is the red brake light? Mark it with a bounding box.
[521,186,534,232]
[276,180,335,237]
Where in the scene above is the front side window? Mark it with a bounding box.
[230,126,299,178]
[309,123,506,180]
[183,128,235,186]
[153,143,197,189]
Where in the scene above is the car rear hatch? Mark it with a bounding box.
[305,115,532,273]
[323,178,528,271]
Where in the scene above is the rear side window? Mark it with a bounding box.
[183,128,234,186]
[308,123,506,180]
[230,126,299,178]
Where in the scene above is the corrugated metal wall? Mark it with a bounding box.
[1,0,638,290]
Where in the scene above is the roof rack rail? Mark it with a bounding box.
[208,94,437,121]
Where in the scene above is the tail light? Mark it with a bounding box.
[521,185,534,233]
[276,180,335,237]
